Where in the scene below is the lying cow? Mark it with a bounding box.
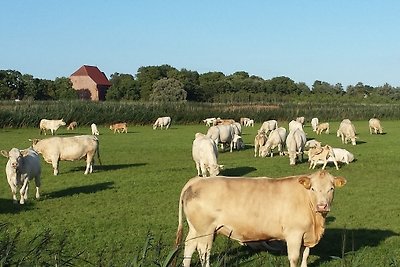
[91,123,99,135]
[31,135,101,175]
[175,170,347,267]
[153,116,171,129]
[369,118,383,134]
[39,119,66,135]
[326,148,355,165]
[316,122,330,135]
[1,148,41,204]
[192,133,223,177]
[110,122,128,133]
[308,145,339,170]
[67,121,77,130]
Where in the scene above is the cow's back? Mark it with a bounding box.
[192,137,218,164]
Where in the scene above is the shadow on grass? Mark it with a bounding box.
[220,166,257,176]
[67,163,147,173]
[44,181,114,199]
[0,198,36,214]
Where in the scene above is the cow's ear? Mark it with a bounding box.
[334,177,347,187]
[29,139,40,145]
[20,150,30,157]
[298,176,311,189]
[0,150,9,158]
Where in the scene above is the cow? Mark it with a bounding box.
[91,123,99,135]
[369,118,383,134]
[30,135,101,176]
[330,148,354,165]
[308,145,339,170]
[232,134,244,150]
[206,124,235,152]
[286,128,307,165]
[67,121,77,130]
[311,118,319,132]
[305,139,321,150]
[175,170,347,267]
[213,118,235,126]
[1,148,41,204]
[296,116,305,125]
[192,133,223,177]
[316,122,330,135]
[259,120,278,135]
[254,130,267,157]
[202,118,216,127]
[153,116,171,130]
[110,122,128,133]
[240,117,250,126]
[260,127,287,157]
[337,119,357,145]
[39,119,66,135]
[245,119,254,127]
[289,120,304,132]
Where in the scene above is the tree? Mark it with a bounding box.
[52,77,77,100]
[149,78,187,102]
[106,73,140,101]
[136,65,177,100]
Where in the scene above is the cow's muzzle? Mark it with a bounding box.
[316,203,330,212]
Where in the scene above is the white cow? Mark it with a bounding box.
[31,135,101,175]
[311,118,319,132]
[260,127,287,157]
[206,124,235,152]
[337,119,357,145]
[91,123,99,135]
[316,122,330,135]
[153,116,171,130]
[368,118,383,134]
[259,120,278,135]
[1,148,41,204]
[254,131,267,157]
[296,116,305,125]
[286,128,307,165]
[289,120,304,132]
[330,148,355,165]
[39,119,66,135]
[232,134,245,150]
[202,118,216,127]
[192,133,223,177]
[245,119,254,127]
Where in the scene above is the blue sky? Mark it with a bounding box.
[1,1,399,88]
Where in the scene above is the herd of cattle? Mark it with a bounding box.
[1,115,384,266]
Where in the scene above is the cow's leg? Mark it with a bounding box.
[196,235,213,267]
[195,162,201,176]
[19,178,30,204]
[229,141,233,153]
[34,176,41,199]
[321,160,327,170]
[9,183,18,204]
[200,163,208,177]
[51,159,59,176]
[183,228,198,267]
[300,246,310,267]
[286,234,303,267]
[85,155,93,175]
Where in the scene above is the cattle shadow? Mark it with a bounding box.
[44,181,114,199]
[220,166,257,176]
[0,198,37,214]
[67,163,147,173]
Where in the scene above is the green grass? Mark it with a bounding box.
[0,121,399,266]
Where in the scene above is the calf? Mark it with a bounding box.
[368,118,383,134]
[316,122,330,135]
[67,121,77,130]
[1,148,41,204]
[260,127,287,157]
[110,123,128,133]
[254,130,267,157]
[91,123,99,135]
[308,145,339,170]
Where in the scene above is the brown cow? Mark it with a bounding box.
[175,171,346,267]
[110,123,128,133]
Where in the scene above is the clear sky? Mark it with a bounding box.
[1,1,399,88]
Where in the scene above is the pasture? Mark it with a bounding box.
[0,120,399,266]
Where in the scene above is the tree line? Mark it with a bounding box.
[1,66,399,103]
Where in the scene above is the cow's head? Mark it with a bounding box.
[1,148,28,170]
[208,164,224,177]
[298,171,346,214]
[60,119,66,126]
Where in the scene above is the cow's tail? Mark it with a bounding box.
[94,136,102,166]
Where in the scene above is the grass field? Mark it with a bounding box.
[0,120,399,266]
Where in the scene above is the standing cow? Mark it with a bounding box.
[91,123,100,135]
[337,119,357,145]
[153,116,171,130]
[39,119,66,135]
[31,135,101,175]
[286,128,307,165]
[311,118,319,132]
[368,118,383,134]
[206,124,235,152]
[1,148,41,204]
[192,133,223,177]
[175,170,347,267]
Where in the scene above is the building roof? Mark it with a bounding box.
[70,65,111,86]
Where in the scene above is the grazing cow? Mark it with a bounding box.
[1,148,41,204]
[202,118,216,127]
[240,117,250,126]
[153,116,171,129]
[175,170,347,267]
[206,125,235,152]
[311,118,319,132]
[245,119,254,127]
[31,135,101,176]
[286,128,307,165]
[260,127,287,157]
[337,119,357,145]
[308,145,339,170]
[232,134,244,150]
[232,122,242,136]
[296,116,305,125]
[316,122,330,135]
[39,119,66,135]
[259,120,278,135]
[91,123,99,135]
[369,118,383,134]
[289,120,304,132]
[110,122,128,133]
[254,131,267,157]
[67,121,77,130]
[192,133,223,177]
